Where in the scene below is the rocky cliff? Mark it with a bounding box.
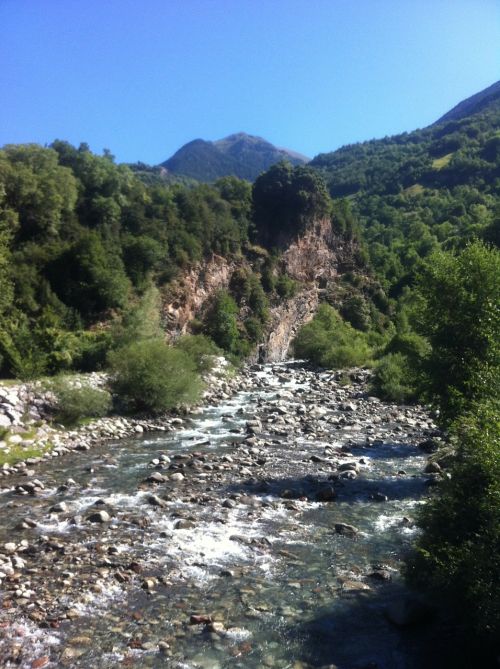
[161,216,360,360]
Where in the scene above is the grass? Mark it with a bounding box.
[432,153,454,170]
[403,183,424,196]
[0,440,53,466]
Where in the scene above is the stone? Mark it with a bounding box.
[145,472,166,484]
[338,462,359,473]
[334,523,359,537]
[145,494,166,507]
[49,502,68,513]
[316,486,337,502]
[174,519,195,530]
[424,461,442,474]
[372,492,388,502]
[190,614,212,624]
[87,510,110,523]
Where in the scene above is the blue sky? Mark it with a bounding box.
[1,0,499,164]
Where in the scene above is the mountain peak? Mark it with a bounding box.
[160,133,309,182]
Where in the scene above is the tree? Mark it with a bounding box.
[252,162,331,246]
[414,241,500,423]
[204,290,239,353]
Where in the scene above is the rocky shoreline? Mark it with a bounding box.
[0,362,447,669]
[0,358,239,478]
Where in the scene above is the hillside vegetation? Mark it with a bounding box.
[161,132,309,182]
[310,84,500,294]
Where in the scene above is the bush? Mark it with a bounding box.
[50,377,111,425]
[293,303,372,369]
[108,339,202,414]
[174,334,221,373]
[204,290,240,353]
[371,353,417,403]
[276,273,298,299]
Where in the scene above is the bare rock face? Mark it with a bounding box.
[160,216,360,361]
[162,254,240,337]
[260,287,318,362]
[281,218,339,283]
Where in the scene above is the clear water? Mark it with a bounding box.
[0,363,440,669]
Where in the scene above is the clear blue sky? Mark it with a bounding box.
[1,0,499,164]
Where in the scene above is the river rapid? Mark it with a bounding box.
[0,362,442,669]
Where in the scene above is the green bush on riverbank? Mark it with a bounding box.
[108,339,202,414]
[292,303,375,368]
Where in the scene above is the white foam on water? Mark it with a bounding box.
[2,618,60,669]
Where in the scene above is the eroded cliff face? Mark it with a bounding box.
[281,217,357,283]
[259,286,319,362]
[161,217,358,359]
[161,254,243,337]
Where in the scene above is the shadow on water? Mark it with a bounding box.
[347,441,425,460]
[223,473,428,505]
[285,582,485,669]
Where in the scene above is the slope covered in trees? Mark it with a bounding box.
[0,143,339,379]
[310,81,500,295]
[161,132,309,182]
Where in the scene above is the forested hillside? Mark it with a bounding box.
[161,132,309,182]
[310,82,500,294]
[0,142,344,379]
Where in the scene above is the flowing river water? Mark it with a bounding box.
[0,362,444,669]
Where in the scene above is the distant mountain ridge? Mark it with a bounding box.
[434,80,500,124]
[160,132,309,182]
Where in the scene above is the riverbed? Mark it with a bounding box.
[0,362,441,668]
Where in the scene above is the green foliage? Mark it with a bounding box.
[203,290,240,353]
[47,231,130,317]
[252,162,332,246]
[111,285,163,349]
[0,142,254,380]
[275,273,299,299]
[108,339,202,414]
[174,334,221,373]
[293,303,372,369]
[414,241,500,424]
[310,100,500,293]
[406,401,500,644]
[49,377,112,425]
[371,353,417,403]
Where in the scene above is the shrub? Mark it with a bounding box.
[371,353,417,403]
[204,290,240,353]
[276,273,298,299]
[108,339,202,414]
[174,334,221,373]
[293,303,372,369]
[50,377,111,425]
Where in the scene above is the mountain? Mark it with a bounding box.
[160,132,309,182]
[309,80,500,294]
[434,80,500,124]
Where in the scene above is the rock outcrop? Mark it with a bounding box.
[161,216,361,360]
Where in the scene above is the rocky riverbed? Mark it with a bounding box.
[0,362,446,669]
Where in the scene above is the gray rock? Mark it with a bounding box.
[87,510,110,523]
[316,486,337,502]
[49,502,68,513]
[334,523,359,537]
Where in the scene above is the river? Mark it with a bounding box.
[0,362,443,669]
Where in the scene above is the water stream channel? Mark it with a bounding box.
[0,362,443,669]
